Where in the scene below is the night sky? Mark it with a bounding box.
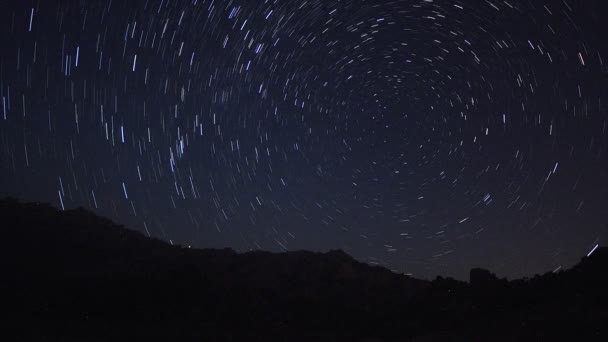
[1,0,607,280]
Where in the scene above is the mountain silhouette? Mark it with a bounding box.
[1,198,606,341]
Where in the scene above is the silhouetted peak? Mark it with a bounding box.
[572,246,608,274]
[469,268,499,286]
[326,249,353,260]
[589,246,607,258]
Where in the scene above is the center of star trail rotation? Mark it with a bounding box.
[0,0,606,280]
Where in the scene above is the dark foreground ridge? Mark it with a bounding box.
[1,198,606,341]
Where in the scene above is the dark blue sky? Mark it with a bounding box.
[1,0,607,280]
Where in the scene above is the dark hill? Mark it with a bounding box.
[1,198,607,341]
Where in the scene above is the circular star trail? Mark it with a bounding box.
[1,0,607,279]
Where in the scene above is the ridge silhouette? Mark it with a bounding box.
[1,198,606,341]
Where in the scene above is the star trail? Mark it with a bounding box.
[1,0,607,280]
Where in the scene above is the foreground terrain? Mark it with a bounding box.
[1,198,606,341]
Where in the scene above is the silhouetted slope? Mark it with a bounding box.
[406,249,608,341]
[1,198,607,341]
[0,199,427,341]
